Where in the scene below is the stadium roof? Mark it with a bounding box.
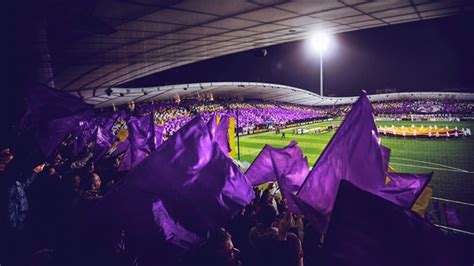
[41,0,472,99]
[90,82,474,108]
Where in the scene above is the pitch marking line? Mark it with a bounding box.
[431,197,474,207]
[391,157,470,172]
[433,224,474,236]
[389,162,474,174]
[241,152,474,173]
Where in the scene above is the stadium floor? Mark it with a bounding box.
[235,120,474,234]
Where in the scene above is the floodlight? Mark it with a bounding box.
[310,32,330,53]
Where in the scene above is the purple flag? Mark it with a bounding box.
[323,180,468,266]
[152,201,202,248]
[216,115,232,155]
[20,84,92,131]
[206,113,218,136]
[207,114,231,155]
[380,172,432,209]
[35,114,89,158]
[103,112,124,132]
[112,139,129,157]
[21,84,93,157]
[245,145,276,186]
[297,92,386,233]
[269,141,309,214]
[93,126,115,161]
[95,115,254,249]
[118,114,154,171]
[444,205,462,228]
[244,140,309,213]
[153,123,164,150]
[72,120,97,156]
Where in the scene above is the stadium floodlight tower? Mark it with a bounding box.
[310,31,330,97]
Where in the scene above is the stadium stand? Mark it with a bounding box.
[1,86,473,266]
[100,97,474,139]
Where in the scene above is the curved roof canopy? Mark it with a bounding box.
[39,0,471,98]
[89,82,474,108]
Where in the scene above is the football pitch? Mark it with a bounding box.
[235,120,474,234]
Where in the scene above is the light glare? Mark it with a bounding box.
[310,32,330,53]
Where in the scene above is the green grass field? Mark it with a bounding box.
[234,120,474,233]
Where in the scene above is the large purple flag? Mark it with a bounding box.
[245,145,276,186]
[297,92,386,233]
[153,124,164,150]
[323,180,469,266]
[94,115,254,249]
[380,172,432,209]
[207,113,218,136]
[103,112,124,132]
[20,84,92,131]
[93,126,115,161]
[216,115,232,155]
[72,120,97,156]
[36,114,89,158]
[21,84,93,157]
[118,114,154,171]
[268,141,309,214]
[244,140,309,213]
[207,114,231,155]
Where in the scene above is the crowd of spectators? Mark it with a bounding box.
[0,145,118,265]
[319,99,474,118]
[120,98,474,138]
[131,99,327,138]
[1,144,320,266]
[1,97,473,265]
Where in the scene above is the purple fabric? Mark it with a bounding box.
[36,114,90,158]
[93,126,114,161]
[97,115,254,249]
[269,141,309,214]
[21,85,93,157]
[207,114,232,155]
[380,172,432,209]
[20,84,92,131]
[297,92,386,233]
[152,201,202,248]
[206,113,218,136]
[104,112,124,132]
[244,140,309,213]
[113,139,129,156]
[323,180,468,266]
[444,205,462,227]
[118,114,154,171]
[153,124,164,150]
[245,145,276,186]
[216,115,232,155]
[72,120,97,156]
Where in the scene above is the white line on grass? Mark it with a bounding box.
[433,224,474,236]
[390,157,471,173]
[239,148,264,158]
[389,162,474,174]
[431,197,474,206]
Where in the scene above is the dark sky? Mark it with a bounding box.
[122,14,474,97]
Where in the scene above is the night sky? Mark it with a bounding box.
[122,14,474,97]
